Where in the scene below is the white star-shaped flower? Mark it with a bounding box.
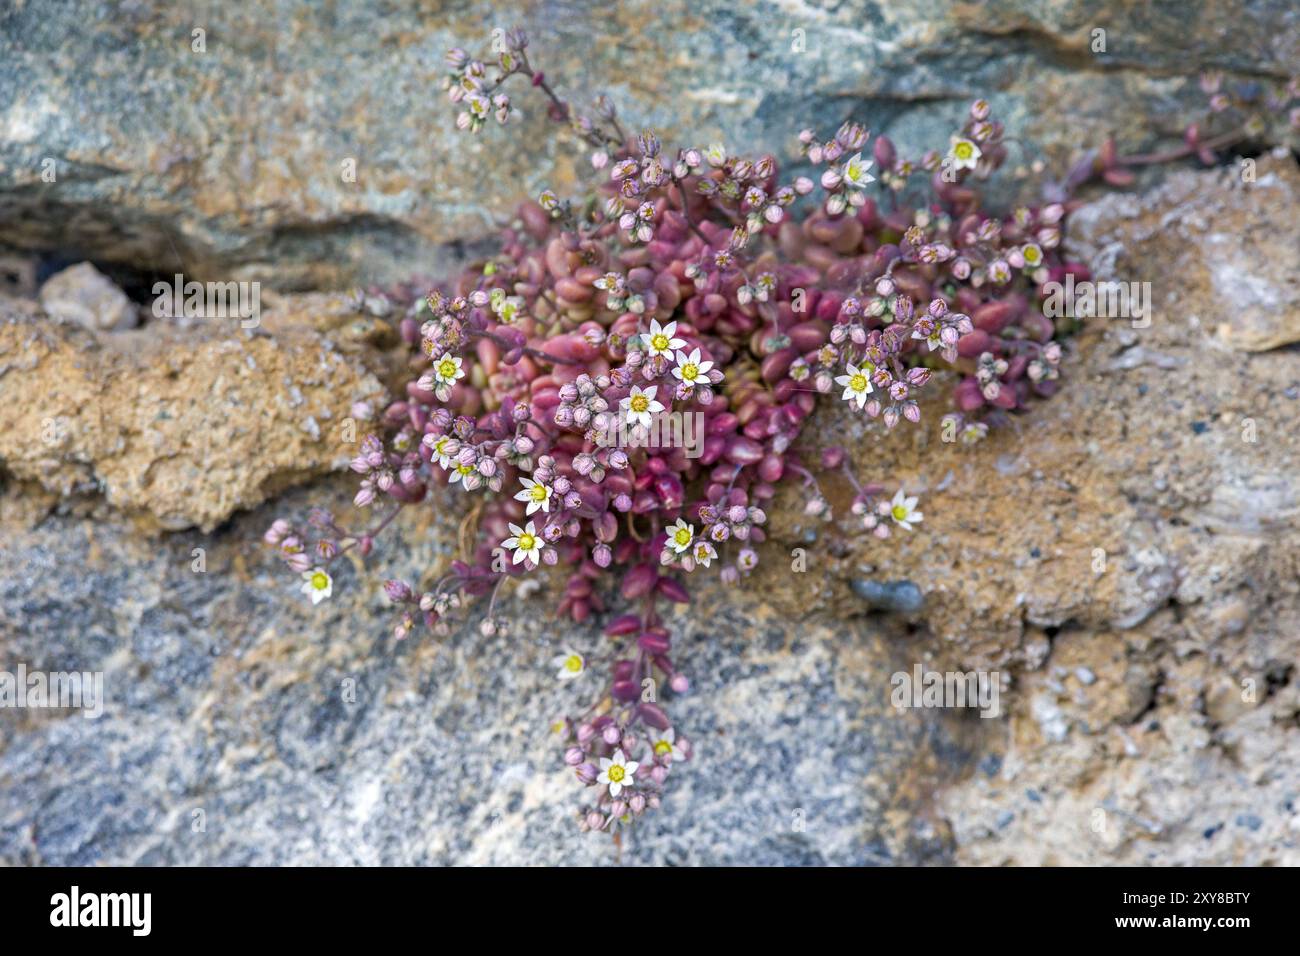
[889,489,923,531]
[621,384,664,429]
[514,476,553,515]
[671,347,714,386]
[597,748,639,798]
[948,137,982,171]
[842,152,875,189]
[432,354,464,387]
[552,650,585,681]
[502,520,542,566]
[300,568,333,605]
[835,362,874,408]
[641,319,686,358]
[645,727,687,763]
[666,518,695,554]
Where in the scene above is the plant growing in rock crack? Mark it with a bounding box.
[266,30,1300,834]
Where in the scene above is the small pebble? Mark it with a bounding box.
[850,578,924,614]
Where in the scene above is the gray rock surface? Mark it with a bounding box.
[2,0,1295,288]
[0,480,973,865]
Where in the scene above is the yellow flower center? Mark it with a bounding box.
[310,572,328,590]
[630,394,649,413]
[849,374,868,393]
[674,528,692,546]
[681,363,699,381]
[456,463,473,476]
[529,484,548,502]
[1024,246,1041,264]
[654,741,672,756]
[564,655,582,673]
[516,533,536,552]
[607,765,625,783]
[438,359,457,379]
[892,504,909,521]
[651,334,669,351]
[954,141,974,160]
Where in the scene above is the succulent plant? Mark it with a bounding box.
[267,30,1300,833]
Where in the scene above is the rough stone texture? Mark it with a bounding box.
[754,157,1300,865]
[1,0,1296,288]
[2,158,1296,866]
[0,298,388,531]
[929,159,1300,865]
[38,261,138,331]
[761,157,1300,668]
[0,479,976,865]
